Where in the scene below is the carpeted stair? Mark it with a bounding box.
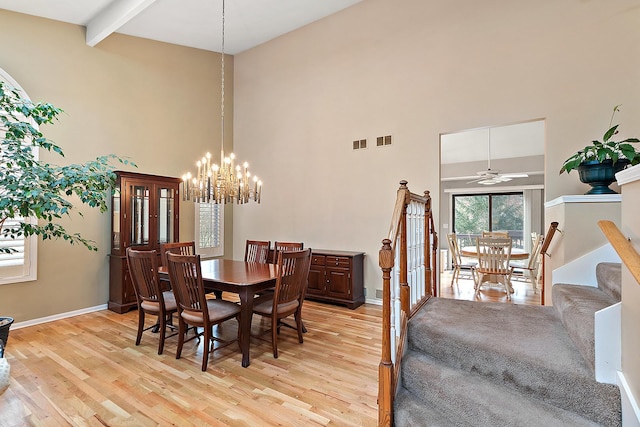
[395,262,622,426]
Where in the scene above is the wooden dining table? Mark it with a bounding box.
[160,259,277,368]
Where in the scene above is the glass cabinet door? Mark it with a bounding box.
[111,184,121,252]
[129,183,150,248]
[157,187,176,245]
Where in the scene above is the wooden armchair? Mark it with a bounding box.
[245,240,271,263]
[472,237,514,300]
[251,249,312,358]
[126,248,178,355]
[166,252,242,371]
[446,233,476,287]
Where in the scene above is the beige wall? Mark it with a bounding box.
[0,10,234,321]
[233,0,640,299]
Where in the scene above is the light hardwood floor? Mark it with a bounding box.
[439,270,542,306]
[1,298,381,427]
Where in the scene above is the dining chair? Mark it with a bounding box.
[446,233,476,287]
[245,240,271,263]
[159,241,196,267]
[252,248,312,358]
[126,248,178,355]
[472,237,514,300]
[272,241,307,332]
[481,231,509,238]
[166,252,242,371]
[510,233,544,291]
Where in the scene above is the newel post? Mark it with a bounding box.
[399,181,410,314]
[378,238,394,427]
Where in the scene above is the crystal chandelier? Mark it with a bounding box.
[181,0,261,204]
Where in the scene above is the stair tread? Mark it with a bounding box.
[406,297,620,425]
[399,350,602,427]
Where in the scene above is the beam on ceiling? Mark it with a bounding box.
[86,0,158,47]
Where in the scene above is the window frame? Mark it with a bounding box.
[0,67,38,285]
[194,202,224,258]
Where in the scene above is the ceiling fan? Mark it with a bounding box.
[467,129,529,185]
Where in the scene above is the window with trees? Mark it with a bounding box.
[452,192,524,249]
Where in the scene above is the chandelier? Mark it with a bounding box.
[181,0,261,204]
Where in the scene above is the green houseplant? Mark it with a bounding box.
[0,80,134,254]
[559,105,640,194]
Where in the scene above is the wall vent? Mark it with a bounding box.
[377,135,392,146]
[375,289,383,299]
[353,139,367,150]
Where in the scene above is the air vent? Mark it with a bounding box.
[377,135,392,147]
[352,139,367,150]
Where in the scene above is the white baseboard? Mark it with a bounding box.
[365,297,382,306]
[619,371,640,427]
[12,304,108,330]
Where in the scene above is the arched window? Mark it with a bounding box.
[0,68,38,284]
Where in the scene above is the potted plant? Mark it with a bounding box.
[1,81,134,348]
[559,105,640,194]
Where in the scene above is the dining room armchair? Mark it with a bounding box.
[166,252,242,371]
[446,233,476,287]
[481,231,510,238]
[245,240,271,263]
[126,248,178,355]
[510,233,544,291]
[472,237,514,300]
[159,241,196,267]
[251,248,312,358]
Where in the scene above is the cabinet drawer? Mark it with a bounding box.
[311,255,326,266]
[325,256,350,268]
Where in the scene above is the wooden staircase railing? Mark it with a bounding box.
[539,221,560,304]
[598,220,640,285]
[378,181,437,426]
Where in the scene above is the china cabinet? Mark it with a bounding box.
[108,171,180,313]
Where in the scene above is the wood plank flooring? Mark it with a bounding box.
[439,270,542,306]
[0,298,381,427]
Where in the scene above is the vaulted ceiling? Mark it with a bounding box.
[0,0,362,54]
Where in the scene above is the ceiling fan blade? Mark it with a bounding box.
[501,173,529,178]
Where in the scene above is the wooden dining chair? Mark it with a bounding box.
[252,248,312,358]
[244,240,271,263]
[482,231,509,238]
[472,237,514,300]
[166,252,242,371]
[159,241,196,267]
[511,233,544,291]
[126,248,178,355]
[271,241,304,262]
[446,233,476,287]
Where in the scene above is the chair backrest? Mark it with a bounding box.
[272,241,304,263]
[527,234,544,270]
[273,248,312,307]
[160,241,196,267]
[446,233,463,266]
[475,237,512,274]
[482,231,509,238]
[245,240,271,263]
[126,248,163,306]
[166,252,207,318]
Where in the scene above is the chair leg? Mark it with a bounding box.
[158,313,167,355]
[295,312,304,344]
[272,316,279,359]
[202,326,211,371]
[176,319,186,360]
[136,309,145,346]
[450,266,457,287]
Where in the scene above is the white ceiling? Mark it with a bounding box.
[441,120,545,165]
[0,0,362,54]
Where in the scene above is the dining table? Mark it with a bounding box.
[160,258,278,368]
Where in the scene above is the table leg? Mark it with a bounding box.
[238,288,254,368]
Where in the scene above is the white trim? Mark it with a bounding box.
[366,297,382,306]
[552,244,620,287]
[619,371,640,427]
[616,163,640,186]
[444,184,544,194]
[545,194,622,208]
[11,304,108,330]
[594,302,621,384]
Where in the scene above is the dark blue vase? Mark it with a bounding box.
[577,159,630,195]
